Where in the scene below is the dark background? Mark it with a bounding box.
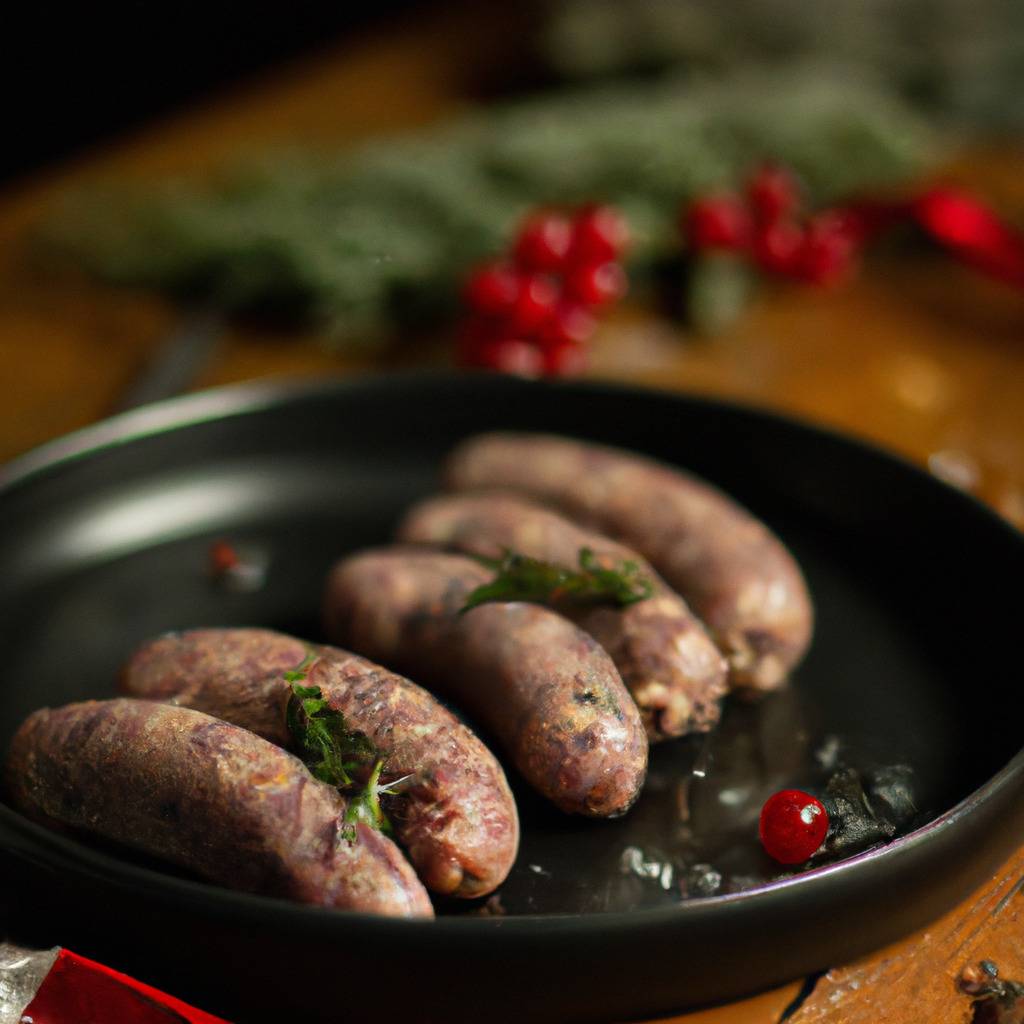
[1,3,425,184]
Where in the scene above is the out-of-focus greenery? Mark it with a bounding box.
[540,0,1024,134]
[45,69,932,346]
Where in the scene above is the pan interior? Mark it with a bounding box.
[0,377,1018,917]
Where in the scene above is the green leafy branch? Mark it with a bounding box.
[461,547,654,614]
[284,650,408,841]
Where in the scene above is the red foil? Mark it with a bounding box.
[22,948,230,1024]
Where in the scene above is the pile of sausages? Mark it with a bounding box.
[4,432,813,919]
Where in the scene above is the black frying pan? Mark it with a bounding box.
[1,372,1022,1023]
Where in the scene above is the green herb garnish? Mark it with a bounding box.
[461,547,654,614]
[340,759,413,842]
[285,651,405,841]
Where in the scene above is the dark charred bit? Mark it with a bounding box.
[819,767,895,858]
[958,961,1024,1024]
[865,763,918,827]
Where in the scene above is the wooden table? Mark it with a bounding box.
[1,7,1022,1022]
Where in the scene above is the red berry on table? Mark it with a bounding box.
[543,338,589,377]
[797,211,861,286]
[752,219,805,275]
[477,338,544,377]
[514,213,573,272]
[537,301,597,348]
[510,273,559,331]
[759,789,830,865]
[686,194,752,251]
[569,204,630,265]
[748,163,802,224]
[563,261,627,306]
[463,262,520,316]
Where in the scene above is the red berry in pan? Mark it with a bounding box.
[564,261,627,306]
[569,204,630,264]
[686,195,752,251]
[463,263,520,316]
[759,789,829,865]
[208,540,240,575]
[748,163,802,224]
[514,213,573,272]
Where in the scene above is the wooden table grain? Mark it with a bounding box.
[1,7,1022,1023]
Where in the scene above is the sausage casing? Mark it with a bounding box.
[444,432,814,692]
[397,492,728,740]
[4,699,433,917]
[120,628,519,898]
[323,549,648,818]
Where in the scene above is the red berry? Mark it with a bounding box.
[569,204,630,265]
[752,219,805,275]
[543,338,589,377]
[514,213,572,272]
[208,540,239,575]
[537,301,597,348]
[686,195,752,251]
[478,338,544,377]
[748,163,802,224]
[510,273,559,331]
[463,262,520,316]
[796,211,861,286]
[563,261,627,306]
[759,789,829,865]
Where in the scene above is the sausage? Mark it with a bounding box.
[396,493,728,741]
[4,699,433,918]
[322,549,648,818]
[120,628,519,898]
[444,432,814,692]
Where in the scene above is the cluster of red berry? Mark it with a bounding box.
[458,205,629,376]
[684,164,863,287]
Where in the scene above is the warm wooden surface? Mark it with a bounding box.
[1,7,1022,1023]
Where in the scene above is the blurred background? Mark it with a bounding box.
[1,0,1023,518]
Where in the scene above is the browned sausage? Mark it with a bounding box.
[397,492,728,741]
[322,549,648,818]
[4,699,433,917]
[120,628,519,898]
[444,432,814,692]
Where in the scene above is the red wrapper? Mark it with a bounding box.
[19,948,229,1024]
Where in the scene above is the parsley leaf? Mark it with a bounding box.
[461,547,654,614]
[284,650,398,841]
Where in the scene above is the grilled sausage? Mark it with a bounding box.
[323,549,648,818]
[120,628,519,898]
[444,432,814,692]
[4,699,433,917]
[397,493,728,741]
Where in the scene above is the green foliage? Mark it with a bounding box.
[462,547,654,614]
[540,0,1024,135]
[43,69,932,348]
